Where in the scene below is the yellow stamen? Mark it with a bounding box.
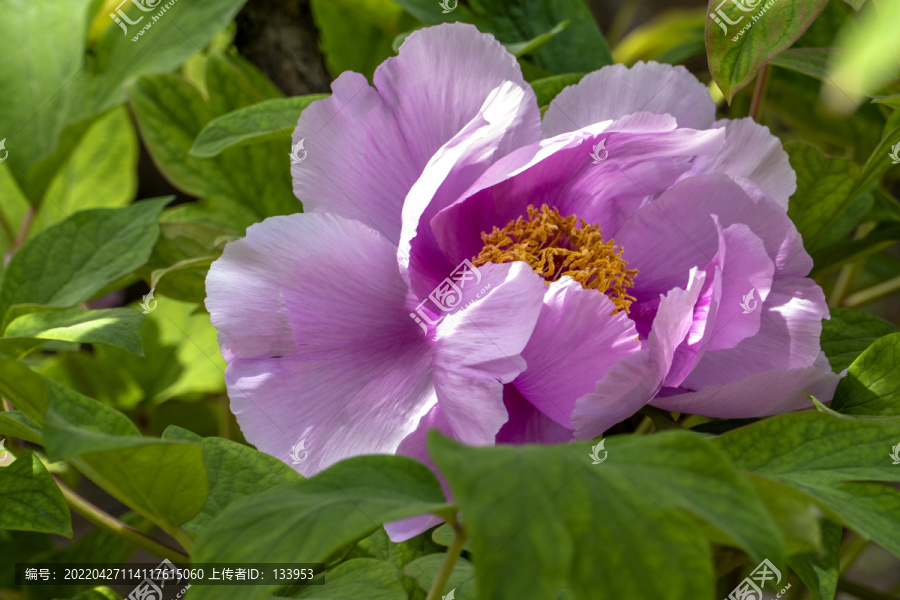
[473,204,638,314]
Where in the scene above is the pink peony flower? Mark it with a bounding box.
[205,23,839,535]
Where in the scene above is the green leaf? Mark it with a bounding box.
[787,519,841,600]
[390,0,612,74]
[0,0,93,174]
[769,47,831,80]
[294,558,407,600]
[505,21,569,57]
[429,431,784,600]
[0,450,72,537]
[742,473,822,555]
[821,307,899,372]
[42,379,208,534]
[29,107,139,236]
[831,332,900,421]
[162,426,302,535]
[706,0,828,102]
[0,411,43,445]
[150,256,218,304]
[0,307,146,357]
[66,0,254,125]
[69,588,123,600]
[190,455,452,600]
[785,141,864,252]
[530,73,585,108]
[0,198,169,322]
[404,553,475,598]
[0,359,50,425]
[715,412,900,559]
[348,527,443,598]
[191,96,328,158]
[312,0,398,80]
[95,297,226,403]
[128,52,297,228]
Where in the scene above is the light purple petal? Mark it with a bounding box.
[651,365,840,417]
[292,23,537,243]
[513,278,641,428]
[431,262,546,445]
[206,214,435,475]
[572,268,707,439]
[615,175,810,305]
[682,277,829,388]
[682,118,796,211]
[430,115,724,265]
[542,62,716,137]
[399,81,541,300]
[385,405,453,542]
[496,385,574,444]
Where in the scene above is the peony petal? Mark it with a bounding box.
[651,365,841,417]
[682,118,796,211]
[496,385,574,444]
[292,23,537,243]
[385,405,453,542]
[430,115,724,266]
[206,213,435,475]
[431,262,546,445]
[513,278,641,428]
[572,268,707,439]
[615,175,810,305]
[542,61,716,137]
[682,276,829,388]
[399,81,541,300]
[375,24,539,174]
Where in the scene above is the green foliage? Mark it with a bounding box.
[716,413,900,559]
[0,450,72,537]
[1,1,899,597]
[190,456,452,600]
[706,0,828,101]
[162,426,303,535]
[0,199,167,324]
[831,331,900,421]
[430,432,783,600]
[43,378,208,534]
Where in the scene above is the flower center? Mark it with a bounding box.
[473,204,637,314]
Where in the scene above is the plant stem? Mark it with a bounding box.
[426,520,467,600]
[634,416,654,435]
[749,64,770,121]
[842,274,900,308]
[12,206,34,251]
[836,578,896,600]
[55,478,191,563]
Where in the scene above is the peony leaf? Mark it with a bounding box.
[0,450,72,538]
[190,455,452,600]
[831,332,900,421]
[706,0,828,102]
[430,430,784,600]
[821,308,898,372]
